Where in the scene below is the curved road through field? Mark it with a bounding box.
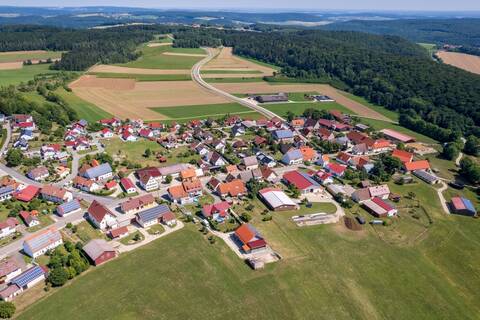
[191,48,284,121]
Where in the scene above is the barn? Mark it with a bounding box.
[449,197,477,217]
[83,239,117,266]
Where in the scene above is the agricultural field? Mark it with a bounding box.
[213,82,391,121]
[0,64,59,86]
[117,45,206,70]
[70,78,229,120]
[92,73,191,81]
[151,103,258,120]
[0,50,62,63]
[55,88,113,122]
[437,51,480,75]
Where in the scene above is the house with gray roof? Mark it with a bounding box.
[82,163,113,181]
[281,149,303,165]
[135,204,172,228]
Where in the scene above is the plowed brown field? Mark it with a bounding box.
[437,51,480,75]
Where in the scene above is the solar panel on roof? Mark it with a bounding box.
[58,199,81,215]
[461,198,476,213]
[11,266,45,288]
[137,204,170,222]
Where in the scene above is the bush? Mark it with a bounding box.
[0,302,15,319]
[48,267,69,287]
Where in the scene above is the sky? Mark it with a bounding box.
[3,0,480,11]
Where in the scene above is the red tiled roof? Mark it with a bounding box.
[392,149,414,163]
[14,185,40,202]
[283,171,316,190]
[88,200,113,223]
[235,224,255,244]
[121,194,155,212]
[109,226,129,238]
[404,160,430,171]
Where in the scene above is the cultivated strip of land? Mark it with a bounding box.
[437,51,480,75]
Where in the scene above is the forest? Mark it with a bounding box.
[174,28,480,140]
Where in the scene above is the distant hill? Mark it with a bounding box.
[321,18,480,47]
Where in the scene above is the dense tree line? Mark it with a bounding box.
[174,28,480,139]
[0,25,182,71]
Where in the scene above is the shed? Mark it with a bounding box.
[83,239,117,266]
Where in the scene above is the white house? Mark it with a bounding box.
[87,200,118,230]
[23,227,63,258]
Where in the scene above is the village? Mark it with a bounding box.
[0,92,476,304]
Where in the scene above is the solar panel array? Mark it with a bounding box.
[57,199,81,216]
[11,266,45,288]
[137,204,171,222]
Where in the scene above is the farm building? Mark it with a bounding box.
[255,93,288,103]
[380,129,415,143]
[404,160,430,173]
[82,163,113,181]
[283,171,322,194]
[0,284,22,302]
[10,265,48,290]
[109,226,129,239]
[392,149,414,163]
[259,188,299,211]
[449,197,477,216]
[412,170,439,184]
[56,199,82,217]
[23,227,63,258]
[83,239,117,266]
[234,224,267,253]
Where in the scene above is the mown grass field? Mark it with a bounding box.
[263,102,353,117]
[55,88,112,122]
[118,45,205,69]
[0,51,62,63]
[201,70,263,74]
[91,72,192,81]
[340,92,399,121]
[151,103,259,120]
[17,198,480,320]
[0,64,59,86]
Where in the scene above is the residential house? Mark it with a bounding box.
[120,178,136,194]
[136,167,162,191]
[202,201,231,223]
[0,218,18,239]
[19,211,39,228]
[14,185,40,202]
[260,167,279,183]
[257,153,276,168]
[82,163,113,181]
[0,186,14,202]
[56,200,82,217]
[0,284,22,302]
[121,194,156,215]
[351,188,371,203]
[368,185,390,199]
[205,152,227,167]
[109,226,129,239]
[23,227,63,258]
[83,239,117,266]
[217,179,247,199]
[325,163,347,177]
[404,160,430,173]
[314,171,334,185]
[281,149,303,165]
[135,204,173,228]
[0,259,21,284]
[211,139,226,153]
[283,171,322,194]
[273,129,294,143]
[40,186,72,204]
[392,149,414,163]
[73,176,101,193]
[231,124,245,137]
[100,128,114,138]
[87,200,118,230]
[299,146,318,162]
[27,167,49,182]
[242,156,259,171]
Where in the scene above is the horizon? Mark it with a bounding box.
[3,1,480,12]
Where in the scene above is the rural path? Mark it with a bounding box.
[0,121,12,155]
[455,152,464,167]
[436,181,450,214]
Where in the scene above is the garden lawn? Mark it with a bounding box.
[55,88,113,123]
[103,138,167,167]
[118,45,204,69]
[17,214,480,320]
[0,64,59,86]
[262,102,353,117]
[151,103,258,120]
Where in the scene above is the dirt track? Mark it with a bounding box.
[88,65,191,75]
[70,76,229,120]
[437,51,480,75]
[213,82,391,121]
